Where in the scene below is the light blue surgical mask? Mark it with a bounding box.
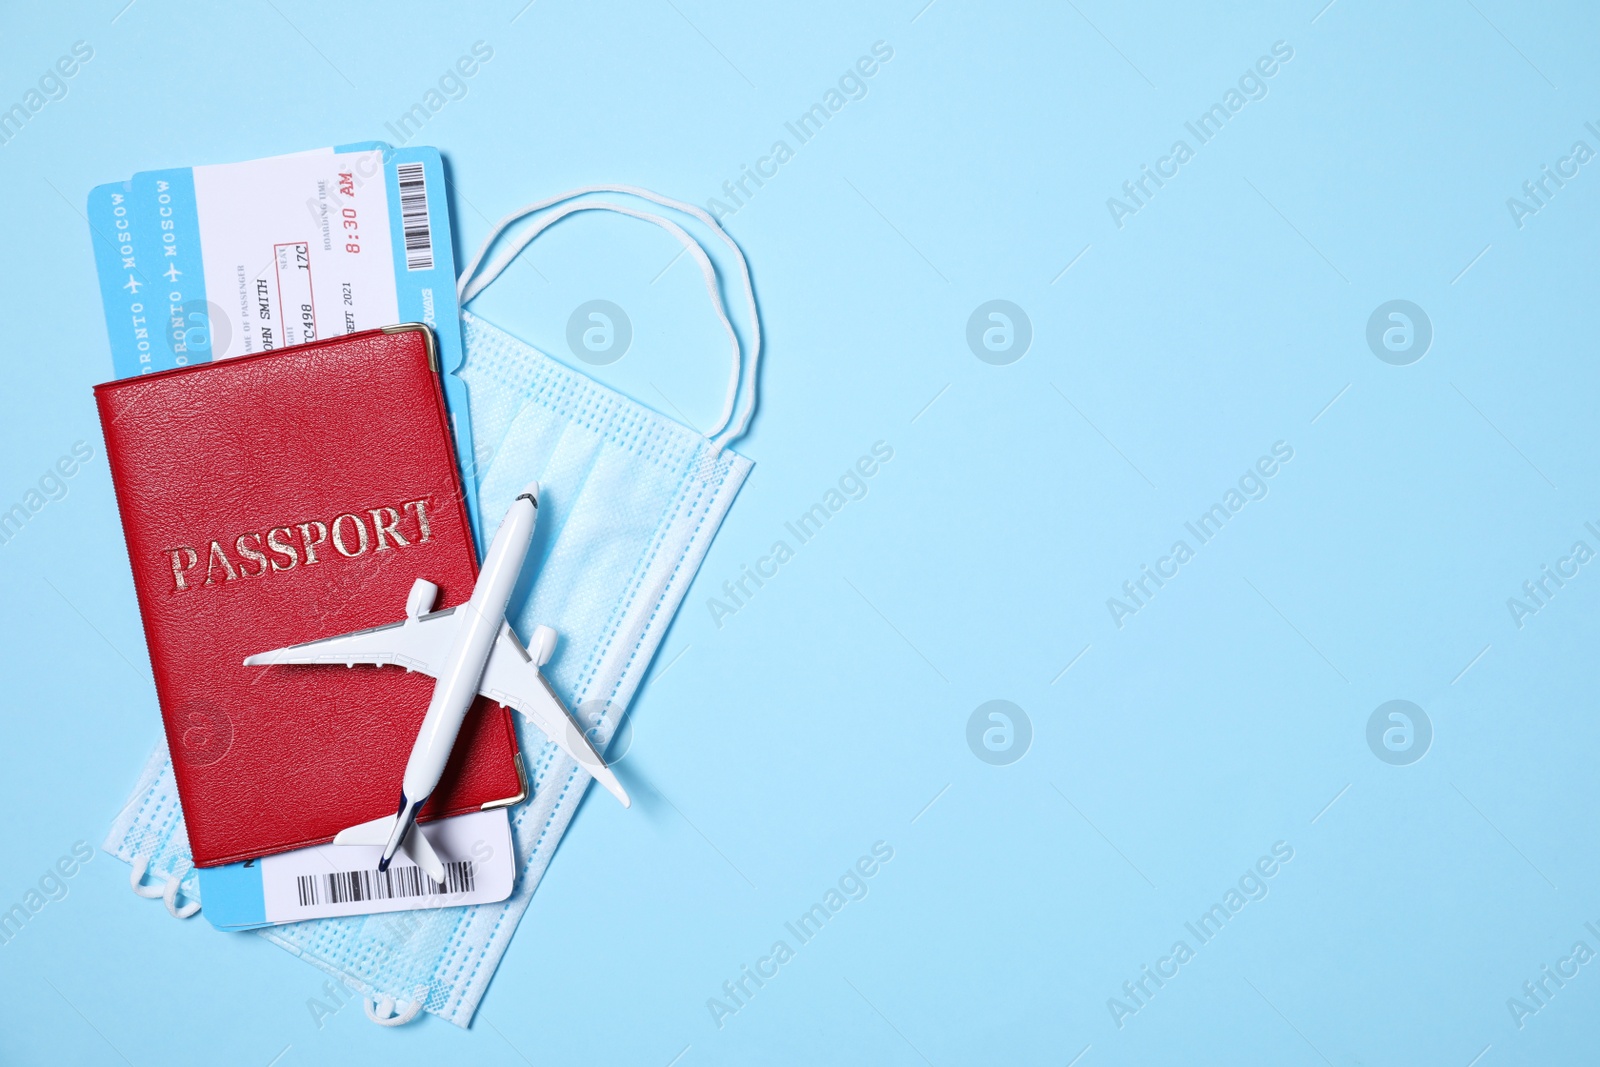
[103,186,760,1027]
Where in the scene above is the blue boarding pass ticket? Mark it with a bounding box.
[87,142,483,537]
[200,808,515,931]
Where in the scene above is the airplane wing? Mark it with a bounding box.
[478,625,631,807]
[242,606,461,676]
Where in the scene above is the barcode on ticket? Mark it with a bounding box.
[296,860,474,907]
[395,161,433,271]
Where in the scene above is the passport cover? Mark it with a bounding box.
[94,325,523,867]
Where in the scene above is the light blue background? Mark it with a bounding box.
[2,1,1598,1063]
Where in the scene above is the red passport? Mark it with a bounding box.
[94,325,524,867]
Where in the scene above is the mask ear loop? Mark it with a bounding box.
[459,201,742,445]
[457,186,761,450]
[364,989,425,1026]
[128,854,200,918]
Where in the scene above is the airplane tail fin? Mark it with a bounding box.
[331,813,394,846]
[400,821,445,885]
[332,814,446,885]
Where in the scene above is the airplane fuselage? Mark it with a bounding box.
[381,486,539,869]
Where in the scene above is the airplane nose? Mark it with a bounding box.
[518,481,540,508]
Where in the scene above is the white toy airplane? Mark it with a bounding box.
[244,482,629,884]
